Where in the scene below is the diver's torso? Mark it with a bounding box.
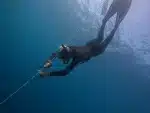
[70,45,104,62]
[71,46,91,56]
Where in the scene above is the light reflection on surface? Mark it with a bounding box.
[69,0,150,65]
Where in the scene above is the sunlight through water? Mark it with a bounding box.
[68,0,150,65]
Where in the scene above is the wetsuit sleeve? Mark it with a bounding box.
[49,58,79,76]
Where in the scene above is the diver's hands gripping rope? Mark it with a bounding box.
[38,60,53,78]
[42,52,57,69]
[39,45,70,77]
[44,60,52,68]
[39,52,57,77]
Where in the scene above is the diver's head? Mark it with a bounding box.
[57,44,72,64]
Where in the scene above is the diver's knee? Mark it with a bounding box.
[102,18,107,25]
[110,28,117,37]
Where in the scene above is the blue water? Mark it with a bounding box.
[1,0,150,113]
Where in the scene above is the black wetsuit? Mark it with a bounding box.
[49,28,117,76]
[47,0,132,76]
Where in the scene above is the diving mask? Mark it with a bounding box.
[57,44,71,64]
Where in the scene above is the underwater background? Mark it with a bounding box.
[1,0,150,113]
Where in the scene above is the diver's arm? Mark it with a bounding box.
[40,58,79,77]
[50,59,79,76]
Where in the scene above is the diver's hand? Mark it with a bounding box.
[39,71,45,78]
[39,71,49,78]
[44,60,52,68]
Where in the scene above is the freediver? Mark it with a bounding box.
[39,0,132,77]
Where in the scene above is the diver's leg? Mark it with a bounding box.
[99,6,131,52]
[114,0,132,30]
[94,1,132,53]
[97,2,117,42]
[90,27,117,56]
[86,2,117,47]
[113,11,128,31]
[100,25,118,51]
[86,6,116,46]
[112,13,123,32]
